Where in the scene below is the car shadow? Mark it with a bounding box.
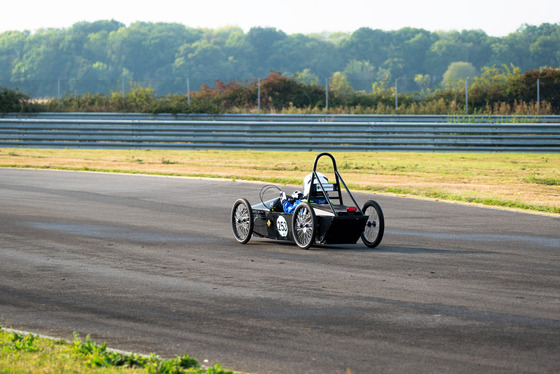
[309,243,487,255]
[239,238,487,255]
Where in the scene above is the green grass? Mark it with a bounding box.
[525,175,560,186]
[0,149,559,215]
[0,328,235,373]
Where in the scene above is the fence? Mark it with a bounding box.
[1,113,559,152]
[1,77,550,113]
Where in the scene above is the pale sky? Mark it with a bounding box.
[2,0,559,36]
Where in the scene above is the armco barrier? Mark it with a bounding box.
[1,113,559,152]
[3,112,560,123]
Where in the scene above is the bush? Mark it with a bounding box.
[0,87,30,113]
[522,67,560,109]
[6,68,560,114]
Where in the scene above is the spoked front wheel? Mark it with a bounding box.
[361,200,384,248]
[292,202,316,249]
[231,198,254,244]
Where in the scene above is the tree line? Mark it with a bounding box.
[1,20,560,99]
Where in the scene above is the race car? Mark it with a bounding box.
[231,152,384,249]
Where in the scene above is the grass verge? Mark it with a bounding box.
[0,149,559,215]
[0,328,234,373]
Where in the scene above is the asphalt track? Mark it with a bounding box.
[1,168,559,373]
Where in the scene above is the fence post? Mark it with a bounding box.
[325,78,329,110]
[187,78,190,106]
[57,79,61,110]
[257,78,261,113]
[395,79,398,109]
[537,78,540,104]
[465,78,469,115]
[122,79,125,108]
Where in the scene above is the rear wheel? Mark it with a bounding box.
[361,200,384,248]
[292,202,316,249]
[231,198,253,244]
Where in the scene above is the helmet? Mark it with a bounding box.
[291,190,303,200]
[303,172,328,196]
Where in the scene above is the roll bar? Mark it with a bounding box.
[308,152,362,215]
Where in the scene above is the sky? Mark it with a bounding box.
[2,0,559,36]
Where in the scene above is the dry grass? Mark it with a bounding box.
[1,149,559,214]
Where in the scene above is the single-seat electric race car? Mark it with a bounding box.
[231,152,384,249]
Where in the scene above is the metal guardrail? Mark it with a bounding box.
[3,112,560,123]
[1,113,559,152]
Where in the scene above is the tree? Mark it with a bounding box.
[530,35,560,68]
[425,33,470,81]
[458,29,493,70]
[108,21,203,86]
[268,33,342,79]
[2,20,560,102]
[414,74,432,92]
[340,27,390,67]
[382,58,406,85]
[173,40,233,85]
[293,68,319,86]
[397,29,435,74]
[246,27,287,76]
[343,60,376,92]
[488,23,553,71]
[442,62,478,87]
[0,31,28,82]
[10,28,66,95]
[329,72,354,97]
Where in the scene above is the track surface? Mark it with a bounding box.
[1,168,559,373]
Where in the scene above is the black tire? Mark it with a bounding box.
[231,198,253,244]
[292,202,316,249]
[361,200,384,248]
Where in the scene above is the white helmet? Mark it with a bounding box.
[303,172,328,196]
[291,190,303,200]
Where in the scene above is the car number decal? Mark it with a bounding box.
[277,216,289,237]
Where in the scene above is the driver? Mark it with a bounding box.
[280,190,303,213]
[281,172,330,212]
